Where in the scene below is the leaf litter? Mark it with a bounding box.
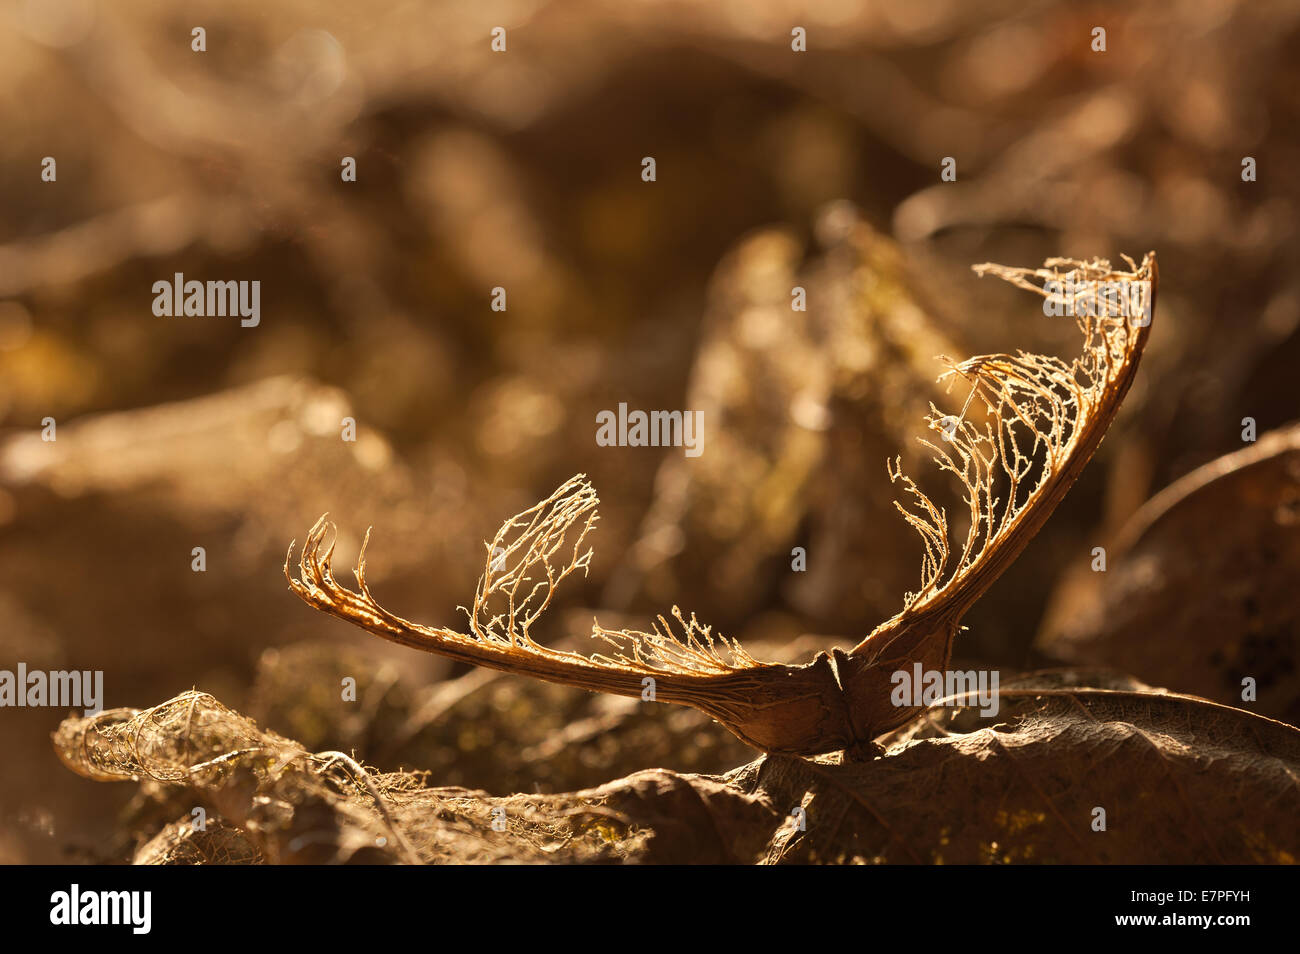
[50,252,1299,864]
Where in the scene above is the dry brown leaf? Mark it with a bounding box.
[1040,421,1300,725]
[134,818,263,866]
[285,253,1158,757]
[51,676,1299,864]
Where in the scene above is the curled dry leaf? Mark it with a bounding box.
[51,676,1299,864]
[284,254,1158,757]
[134,819,264,866]
[742,682,1300,864]
[1040,421,1300,725]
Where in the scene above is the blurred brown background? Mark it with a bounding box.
[1,0,1297,863]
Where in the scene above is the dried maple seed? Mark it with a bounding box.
[286,253,1158,758]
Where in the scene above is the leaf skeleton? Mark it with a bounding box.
[286,254,1158,759]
